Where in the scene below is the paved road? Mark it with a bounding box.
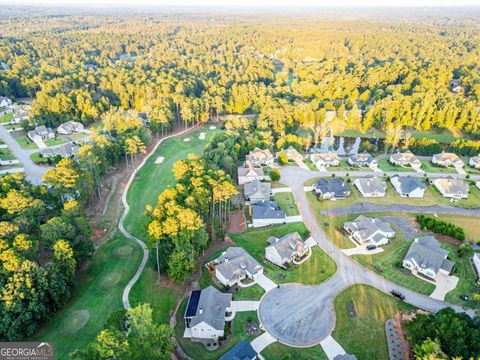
[0,125,51,184]
[323,202,480,217]
[258,166,476,346]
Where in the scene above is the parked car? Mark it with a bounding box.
[459,294,470,301]
[366,244,377,251]
[391,290,405,300]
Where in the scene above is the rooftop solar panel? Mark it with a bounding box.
[185,290,201,318]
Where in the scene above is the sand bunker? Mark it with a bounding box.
[199,132,206,140]
[155,156,165,164]
[209,126,216,130]
[183,137,191,142]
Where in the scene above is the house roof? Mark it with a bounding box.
[251,200,285,220]
[314,178,350,197]
[433,152,463,164]
[333,355,357,360]
[284,146,302,160]
[403,236,451,274]
[390,151,420,164]
[391,175,426,194]
[344,215,394,243]
[434,178,469,196]
[244,180,270,200]
[267,232,305,261]
[310,152,339,163]
[354,177,386,194]
[13,108,28,119]
[248,147,273,162]
[220,340,257,360]
[348,152,373,164]
[470,156,480,165]
[214,247,263,283]
[185,286,232,331]
[238,160,264,178]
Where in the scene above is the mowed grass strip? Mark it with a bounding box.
[31,234,142,359]
[261,343,328,360]
[230,223,336,285]
[124,126,220,239]
[273,191,300,216]
[333,285,413,360]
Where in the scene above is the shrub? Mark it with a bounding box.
[269,167,280,182]
[278,151,288,165]
[416,215,465,241]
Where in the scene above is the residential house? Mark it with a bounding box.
[247,147,274,167]
[390,175,426,198]
[0,96,12,108]
[309,152,340,168]
[238,160,265,185]
[282,146,303,162]
[244,180,271,204]
[28,126,55,142]
[402,236,454,280]
[208,247,264,287]
[41,143,80,158]
[353,177,387,197]
[432,152,464,168]
[451,79,464,94]
[348,152,376,167]
[183,286,232,341]
[220,340,257,360]
[12,108,29,124]
[251,200,286,228]
[472,253,480,279]
[389,151,422,169]
[469,155,480,169]
[313,178,351,200]
[344,216,395,247]
[265,232,309,268]
[433,178,469,199]
[57,121,85,135]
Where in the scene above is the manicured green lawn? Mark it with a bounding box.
[333,285,413,360]
[273,192,300,216]
[45,136,67,146]
[230,223,337,284]
[0,112,13,123]
[261,343,328,360]
[30,152,51,165]
[176,298,259,360]
[410,128,461,143]
[436,215,480,242]
[377,158,414,173]
[124,126,220,239]
[16,135,38,149]
[420,160,457,174]
[0,148,16,160]
[303,157,317,171]
[31,233,143,359]
[271,181,288,189]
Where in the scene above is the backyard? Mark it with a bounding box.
[436,215,480,242]
[261,343,328,360]
[332,285,413,360]
[273,191,300,216]
[230,222,337,285]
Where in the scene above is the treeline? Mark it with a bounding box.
[416,215,465,241]
[1,11,480,145]
[0,174,92,341]
[406,138,480,156]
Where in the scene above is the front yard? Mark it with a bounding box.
[377,158,415,173]
[230,223,337,285]
[45,136,68,147]
[15,135,38,149]
[261,343,327,360]
[273,191,300,216]
[333,285,413,360]
[0,112,13,123]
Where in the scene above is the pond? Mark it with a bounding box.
[309,135,384,155]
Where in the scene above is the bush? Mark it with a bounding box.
[269,167,281,182]
[416,215,465,241]
[277,151,288,165]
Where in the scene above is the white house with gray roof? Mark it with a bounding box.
[432,152,464,168]
[344,215,395,247]
[251,200,286,228]
[390,175,426,198]
[237,160,265,185]
[12,107,29,124]
[28,125,55,142]
[348,152,377,167]
[402,236,454,281]
[313,178,351,200]
[209,247,264,287]
[389,151,421,169]
[309,152,340,168]
[353,177,386,197]
[265,232,309,268]
[0,96,12,108]
[244,180,271,204]
[433,178,469,199]
[57,121,85,135]
[184,286,232,340]
[469,155,480,169]
[247,147,274,167]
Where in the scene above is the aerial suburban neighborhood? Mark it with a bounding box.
[1,4,480,360]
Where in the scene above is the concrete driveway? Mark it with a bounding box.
[430,274,459,301]
[342,246,384,256]
[256,273,276,292]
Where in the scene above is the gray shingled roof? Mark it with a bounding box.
[354,177,386,194]
[434,178,469,196]
[391,175,426,194]
[244,180,271,200]
[237,161,264,178]
[214,247,263,284]
[349,152,373,165]
[344,215,394,243]
[187,286,232,330]
[267,232,305,261]
[314,178,350,197]
[403,236,452,274]
[220,340,257,360]
[390,151,420,164]
[251,200,285,220]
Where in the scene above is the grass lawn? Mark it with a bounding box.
[303,157,317,171]
[129,258,181,324]
[333,284,413,360]
[176,298,260,360]
[0,148,16,160]
[45,136,67,146]
[16,135,38,149]
[30,152,51,165]
[31,233,143,359]
[0,112,13,123]
[230,223,337,284]
[271,181,288,189]
[420,160,457,174]
[68,132,89,141]
[273,192,300,216]
[261,343,328,360]
[410,128,461,143]
[124,126,220,240]
[199,248,266,301]
[435,215,480,243]
[377,158,414,173]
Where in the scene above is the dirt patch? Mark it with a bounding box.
[227,210,246,234]
[434,233,462,247]
[348,302,357,317]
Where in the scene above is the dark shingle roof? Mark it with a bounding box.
[220,340,257,360]
[314,178,350,197]
[251,200,285,220]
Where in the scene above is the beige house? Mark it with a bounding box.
[433,178,469,199]
[281,146,303,163]
[389,151,421,169]
[469,155,480,169]
[309,152,340,168]
[432,152,464,168]
[237,160,265,185]
[247,147,274,167]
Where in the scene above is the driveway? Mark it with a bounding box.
[0,125,51,184]
[256,273,277,292]
[430,274,459,301]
